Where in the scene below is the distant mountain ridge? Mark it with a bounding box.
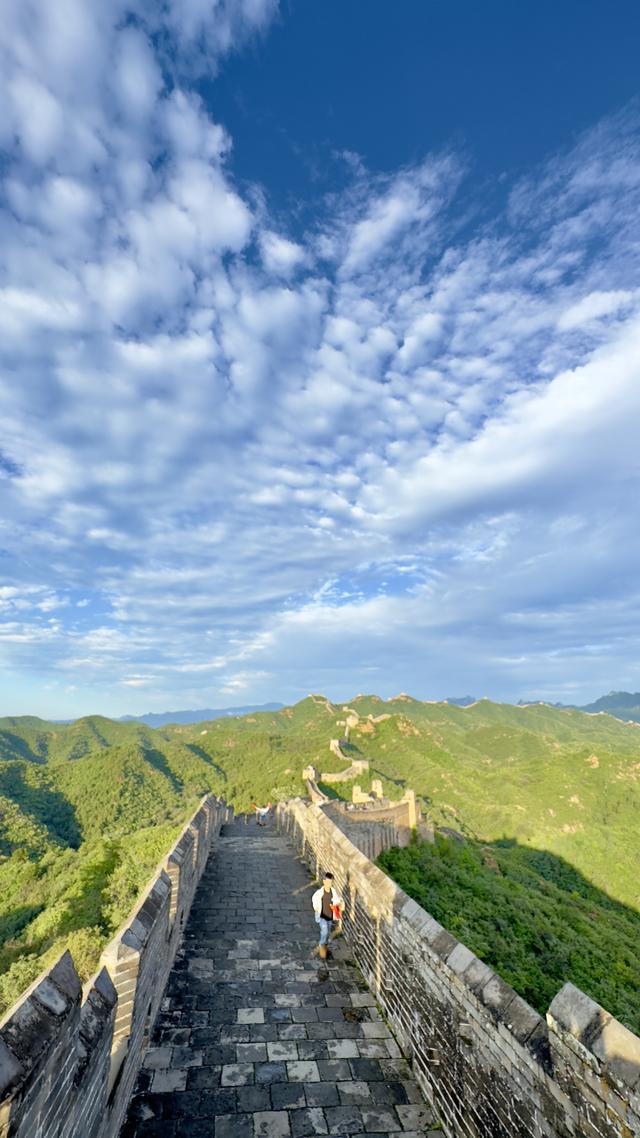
[517,690,640,724]
[580,690,640,715]
[5,691,640,727]
[118,702,284,727]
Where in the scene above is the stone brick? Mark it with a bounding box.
[304,1083,340,1108]
[214,1114,253,1138]
[361,1107,400,1132]
[0,1038,24,1096]
[270,1082,306,1109]
[267,1042,298,1062]
[394,1104,435,1130]
[221,1063,255,1087]
[290,1107,329,1136]
[590,1015,640,1089]
[255,1062,287,1085]
[143,1048,173,1070]
[151,1069,188,1093]
[236,1043,268,1063]
[253,1112,292,1138]
[326,1041,359,1060]
[324,1105,364,1133]
[237,1009,265,1025]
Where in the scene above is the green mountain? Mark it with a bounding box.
[580,690,640,721]
[0,696,638,1032]
[0,723,228,1016]
[516,689,640,723]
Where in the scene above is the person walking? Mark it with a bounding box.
[312,872,343,960]
[252,802,272,826]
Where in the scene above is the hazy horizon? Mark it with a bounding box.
[3,687,637,724]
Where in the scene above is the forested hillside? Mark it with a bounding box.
[379,836,640,1033]
[0,719,227,1015]
[0,696,638,1026]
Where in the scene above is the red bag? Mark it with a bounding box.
[331,903,342,920]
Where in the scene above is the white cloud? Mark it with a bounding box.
[7,75,65,164]
[121,675,155,687]
[1,2,640,716]
[112,26,162,122]
[259,230,306,276]
[557,289,636,331]
[220,670,271,695]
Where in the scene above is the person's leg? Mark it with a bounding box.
[318,918,331,959]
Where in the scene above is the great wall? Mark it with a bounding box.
[1,740,639,1138]
[0,796,230,1138]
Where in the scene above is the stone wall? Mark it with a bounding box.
[305,778,330,806]
[277,798,640,1138]
[322,801,414,860]
[320,790,429,859]
[323,745,369,780]
[0,795,230,1138]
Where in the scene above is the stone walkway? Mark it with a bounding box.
[122,818,438,1138]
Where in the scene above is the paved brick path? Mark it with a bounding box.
[122,818,438,1137]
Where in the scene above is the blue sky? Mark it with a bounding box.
[1,1,640,718]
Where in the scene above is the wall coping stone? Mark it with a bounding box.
[91,968,118,1009]
[0,1039,24,1098]
[431,929,459,960]
[501,994,544,1045]
[479,972,520,1017]
[102,870,172,965]
[445,944,476,975]
[0,951,81,1072]
[44,951,82,1003]
[31,979,68,1017]
[420,915,446,944]
[548,982,611,1046]
[549,982,640,1091]
[460,955,494,992]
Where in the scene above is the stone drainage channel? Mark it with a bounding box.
[122,817,440,1138]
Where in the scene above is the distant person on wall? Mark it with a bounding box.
[252,802,272,826]
[312,872,343,960]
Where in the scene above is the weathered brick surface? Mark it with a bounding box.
[322,803,414,860]
[0,795,229,1138]
[277,798,640,1138]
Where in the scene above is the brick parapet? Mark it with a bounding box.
[322,746,369,780]
[322,803,411,859]
[0,795,230,1138]
[277,797,640,1138]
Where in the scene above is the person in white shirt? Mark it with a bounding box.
[252,802,272,826]
[311,872,344,960]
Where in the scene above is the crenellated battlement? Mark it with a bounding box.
[277,797,640,1138]
[0,795,230,1138]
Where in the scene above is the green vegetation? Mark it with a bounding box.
[580,690,640,723]
[0,694,638,1029]
[0,822,181,1016]
[378,835,640,1033]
